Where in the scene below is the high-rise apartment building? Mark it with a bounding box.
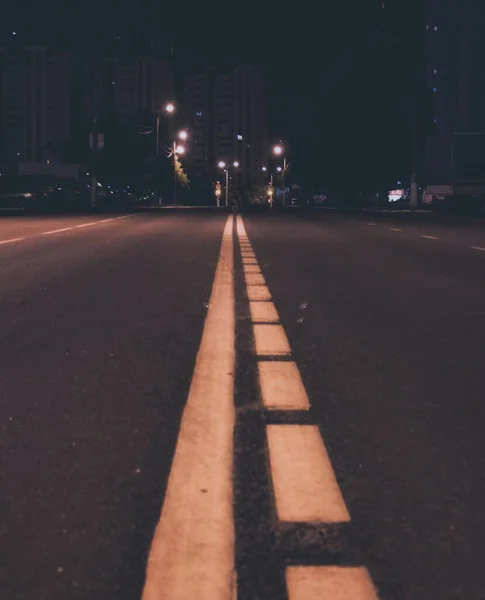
[82,55,173,122]
[0,46,71,171]
[184,65,268,189]
[423,0,485,187]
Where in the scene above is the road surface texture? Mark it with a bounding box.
[0,211,226,600]
[1,208,485,599]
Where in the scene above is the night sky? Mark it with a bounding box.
[0,0,420,189]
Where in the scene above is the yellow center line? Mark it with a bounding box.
[142,216,235,600]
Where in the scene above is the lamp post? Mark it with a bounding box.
[217,160,239,207]
[273,143,288,206]
[172,130,188,205]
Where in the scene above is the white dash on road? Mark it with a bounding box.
[243,264,261,274]
[42,227,74,235]
[390,228,402,232]
[267,425,350,523]
[250,301,279,324]
[259,362,310,410]
[247,285,271,301]
[0,237,25,245]
[471,246,485,252]
[421,235,439,240]
[253,324,291,357]
[367,223,377,227]
[286,566,379,600]
[245,273,266,286]
[142,215,235,600]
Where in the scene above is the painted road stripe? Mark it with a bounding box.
[243,264,261,274]
[250,301,279,324]
[42,227,73,235]
[286,566,378,600]
[242,258,258,265]
[367,223,377,227]
[245,273,266,286]
[471,246,485,252]
[142,216,235,600]
[0,237,25,245]
[247,285,271,301]
[421,235,438,240]
[253,324,291,356]
[259,362,310,410]
[390,228,402,232]
[267,425,350,522]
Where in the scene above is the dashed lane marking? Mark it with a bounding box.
[247,285,272,301]
[245,273,266,286]
[258,362,310,410]
[236,215,378,599]
[367,223,377,227]
[471,246,485,252]
[243,264,261,274]
[142,216,235,600]
[390,228,402,232]
[421,235,439,240]
[42,227,73,235]
[249,301,279,324]
[286,566,379,600]
[267,425,351,523]
[43,215,134,235]
[0,237,25,245]
[253,324,291,357]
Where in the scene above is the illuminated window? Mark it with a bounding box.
[434,26,438,31]
[237,134,243,140]
[433,87,437,92]
[433,69,437,74]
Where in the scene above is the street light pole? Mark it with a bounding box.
[225,169,229,207]
[156,115,160,155]
[173,141,177,205]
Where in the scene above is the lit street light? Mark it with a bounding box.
[176,145,185,155]
[165,102,175,114]
[272,143,288,206]
[262,166,267,172]
[178,130,188,141]
[217,160,240,206]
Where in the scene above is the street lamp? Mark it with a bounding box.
[172,130,189,204]
[165,102,175,114]
[272,143,288,206]
[217,160,240,206]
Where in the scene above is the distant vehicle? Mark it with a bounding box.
[0,175,63,212]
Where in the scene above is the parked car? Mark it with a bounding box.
[0,176,62,212]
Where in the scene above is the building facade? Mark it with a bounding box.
[0,46,71,171]
[423,0,485,186]
[82,55,173,122]
[184,65,268,190]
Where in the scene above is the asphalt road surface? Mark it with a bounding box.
[1,208,485,600]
